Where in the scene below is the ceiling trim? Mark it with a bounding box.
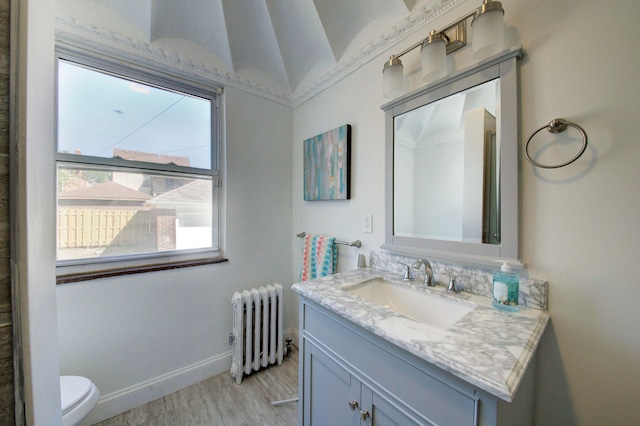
[291,0,465,106]
[55,14,293,106]
[55,0,465,108]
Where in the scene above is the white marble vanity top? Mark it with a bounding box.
[292,268,550,402]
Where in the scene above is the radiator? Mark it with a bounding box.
[230,284,283,384]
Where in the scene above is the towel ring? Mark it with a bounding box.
[525,119,588,169]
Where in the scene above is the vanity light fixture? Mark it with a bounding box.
[382,0,505,99]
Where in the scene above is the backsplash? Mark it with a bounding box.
[369,250,548,311]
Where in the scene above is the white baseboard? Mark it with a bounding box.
[82,326,299,424]
[82,351,232,425]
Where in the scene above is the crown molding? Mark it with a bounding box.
[55,0,465,108]
[55,14,293,106]
[291,0,465,106]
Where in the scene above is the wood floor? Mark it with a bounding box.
[95,348,298,426]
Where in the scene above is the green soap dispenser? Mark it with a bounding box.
[492,260,519,312]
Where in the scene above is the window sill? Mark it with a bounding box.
[56,257,228,284]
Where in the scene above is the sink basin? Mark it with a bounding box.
[346,278,474,328]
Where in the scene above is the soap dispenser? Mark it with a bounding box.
[492,260,519,312]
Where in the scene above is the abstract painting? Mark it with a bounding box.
[303,124,351,201]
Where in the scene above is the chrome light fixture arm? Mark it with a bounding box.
[382,0,505,98]
[385,0,502,63]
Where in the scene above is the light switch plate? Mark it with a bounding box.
[363,214,372,233]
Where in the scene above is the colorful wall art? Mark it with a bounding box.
[303,124,351,200]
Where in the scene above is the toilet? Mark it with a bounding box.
[60,376,100,426]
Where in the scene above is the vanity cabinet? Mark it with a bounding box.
[305,341,418,425]
[298,299,536,426]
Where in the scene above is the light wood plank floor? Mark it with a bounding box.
[95,348,298,426]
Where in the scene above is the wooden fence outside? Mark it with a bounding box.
[58,208,150,249]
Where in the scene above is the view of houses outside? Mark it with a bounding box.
[57,150,212,261]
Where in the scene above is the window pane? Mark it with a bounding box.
[57,60,211,169]
[57,164,213,261]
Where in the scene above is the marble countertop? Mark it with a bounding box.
[292,268,550,402]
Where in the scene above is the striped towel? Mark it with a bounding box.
[300,234,337,281]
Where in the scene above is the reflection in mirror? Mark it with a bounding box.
[393,79,500,244]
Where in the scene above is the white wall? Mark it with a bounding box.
[515,1,640,424]
[15,0,62,423]
[292,0,640,424]
[292,66,386,282]
[57,86,293,422]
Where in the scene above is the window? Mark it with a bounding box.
[56,55,223,277]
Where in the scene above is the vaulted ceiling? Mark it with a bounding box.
[56,0,464,105]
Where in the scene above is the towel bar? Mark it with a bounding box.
[296,232,362,248]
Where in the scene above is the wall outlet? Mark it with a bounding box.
[363,214,373,233]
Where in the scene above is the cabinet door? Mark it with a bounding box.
[304,341,360,426]
[361,383,424,426]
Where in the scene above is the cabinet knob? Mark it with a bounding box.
[348,400,359,411]
[360,409,370,421]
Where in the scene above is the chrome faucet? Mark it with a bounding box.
[412,259,435,287]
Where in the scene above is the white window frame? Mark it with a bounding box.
[55,48,225,280]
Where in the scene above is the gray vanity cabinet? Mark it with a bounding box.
[305,341,417,425]
[303,341,357,425]
[298,298,536,425]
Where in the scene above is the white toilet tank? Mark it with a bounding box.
[60,376,100,426]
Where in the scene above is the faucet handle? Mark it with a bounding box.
[447,276,461,293]
[398,262,414,281]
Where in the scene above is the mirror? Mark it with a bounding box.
[382,47,524,268]
[393,79,500,244]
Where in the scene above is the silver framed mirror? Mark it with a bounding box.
[381,47,524,268]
